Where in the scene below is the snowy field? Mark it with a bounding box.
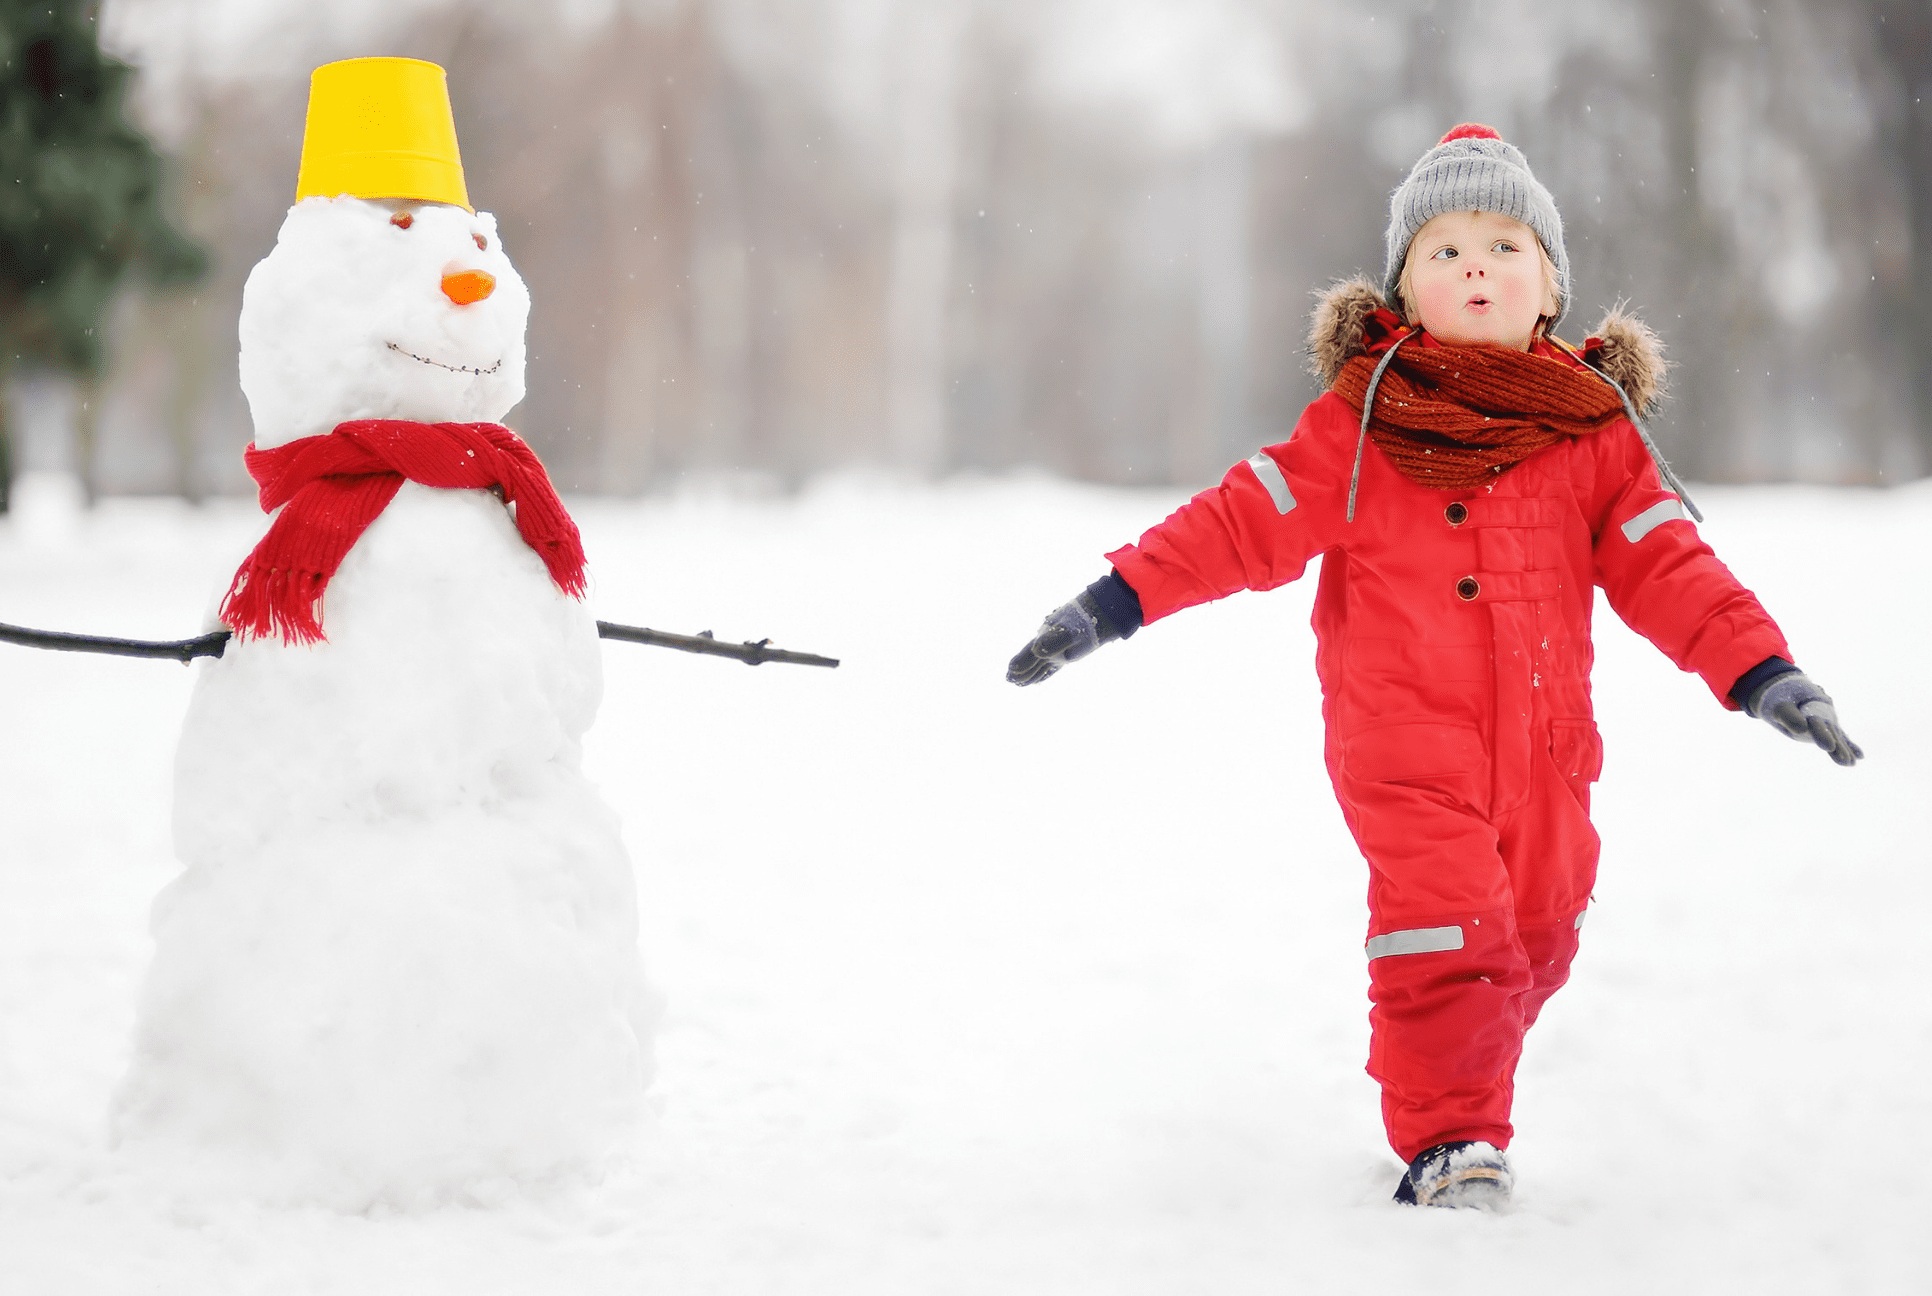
[2,472,1927,1294]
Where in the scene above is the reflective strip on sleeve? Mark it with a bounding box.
[1620,498,1690,543]
[1246,452,1297,514]
[1365,925,1465,960]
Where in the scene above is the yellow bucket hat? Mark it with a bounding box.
[294,57,472,211]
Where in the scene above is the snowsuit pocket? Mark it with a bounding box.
[1342,723,1486,785]
[1549,720,1603,784]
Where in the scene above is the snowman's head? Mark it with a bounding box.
[238,197,531,448]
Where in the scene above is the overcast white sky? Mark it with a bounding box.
[100,0,1306,152]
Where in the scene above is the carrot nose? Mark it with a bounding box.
[442,270,496,305]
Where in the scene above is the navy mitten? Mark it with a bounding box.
[1006,572,1142,686]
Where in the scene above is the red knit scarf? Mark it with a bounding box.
[1331,313,1625,489]
[222,420,587,644]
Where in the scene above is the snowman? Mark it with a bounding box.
[111,58,654,1209]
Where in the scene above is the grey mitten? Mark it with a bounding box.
[1744,670,1863,767]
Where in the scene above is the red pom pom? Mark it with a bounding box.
[1439,123,1502,144]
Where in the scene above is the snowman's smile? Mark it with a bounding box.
[386,341,502,376]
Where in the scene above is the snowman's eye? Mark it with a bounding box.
[390,212,414,230]
[473,233,487,251]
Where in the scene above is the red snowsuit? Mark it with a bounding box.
[1106,334,1789,1162]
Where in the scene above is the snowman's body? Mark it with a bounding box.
[113,199,652,1208]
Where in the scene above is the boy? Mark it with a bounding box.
[1005,125,1861,1210]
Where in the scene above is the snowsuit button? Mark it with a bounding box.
[1445,502,1468,525]
[1456,576,1480,601]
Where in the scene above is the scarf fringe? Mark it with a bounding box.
[223,566,329,645]
[532,539,589,599]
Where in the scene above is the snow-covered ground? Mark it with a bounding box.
[1,472,1926,1293]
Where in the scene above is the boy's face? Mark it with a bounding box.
[1402,210,1557,351]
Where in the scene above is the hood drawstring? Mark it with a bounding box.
[1347,327,1417,522]
[1548,337,1703,523]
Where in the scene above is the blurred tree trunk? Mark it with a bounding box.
[886,0,964,475]
[1862,0,1932,474]
[74,372,100,502]
[1649,0,1738,482]
[1191,133,1253,478]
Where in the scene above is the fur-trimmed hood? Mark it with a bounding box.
[1305,277,1670,417]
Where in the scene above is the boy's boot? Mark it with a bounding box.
[1392,1140,1512,1210]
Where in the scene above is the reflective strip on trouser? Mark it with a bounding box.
[1366,925,1464,960]
[1331,732,1602,1164]
[1245,452,1297,514]
[1367,908,1530,1162]
[1620,498,1689,543]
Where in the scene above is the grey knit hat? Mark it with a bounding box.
[1383,124,1570,328]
